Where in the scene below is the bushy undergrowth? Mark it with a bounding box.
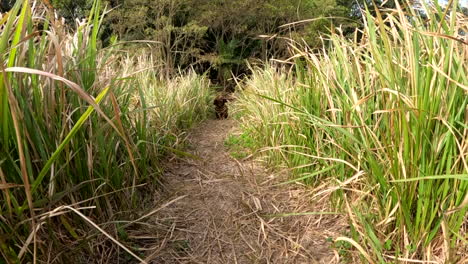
[235,1,467,263]
[0,1,212,262]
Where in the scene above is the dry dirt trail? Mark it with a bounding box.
[137,119,345,263]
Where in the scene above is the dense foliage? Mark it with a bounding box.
[5,0,451,83]
[51,0,466,81]
[98,0,353,82]
[47,0,369,82]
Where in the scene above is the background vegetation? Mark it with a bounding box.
[3,0,398,85]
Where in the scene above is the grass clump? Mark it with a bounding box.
[225,131,256,159]
[235,1,468,262]
[0,1,212,262]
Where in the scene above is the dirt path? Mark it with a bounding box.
[135,120,345,263]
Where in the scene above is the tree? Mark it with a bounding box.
[184,0,349,84]
[49,0,355,80]
[51,0,94,21]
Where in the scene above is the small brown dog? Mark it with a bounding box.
[214,94,232,119]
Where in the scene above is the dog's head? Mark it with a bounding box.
[214,97,227,107]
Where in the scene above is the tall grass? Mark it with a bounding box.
[235,1,467,262]
[0,1,212,262]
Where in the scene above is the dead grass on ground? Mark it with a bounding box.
[104,119,347,264]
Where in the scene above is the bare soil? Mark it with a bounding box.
[131,119,346,263]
